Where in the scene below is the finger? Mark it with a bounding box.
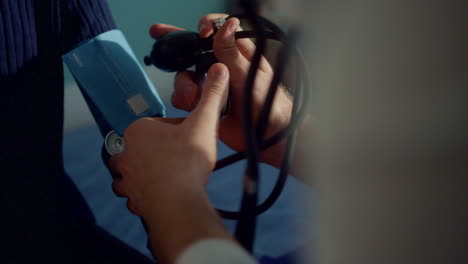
[126,199,140,216]
[173,71,201,111]
[229,21,272,72]
[112,180,126,198]
[235,36,273,73]
[149,23,184,39]
[125,117,184,133]
[213,18,251,90]
[108,155,123,179]
[198,13,230,38]
[199,16,272,73]
[150,117,185,125]
[108,156,127,197]
[187,63,229,131]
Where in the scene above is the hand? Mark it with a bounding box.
[109,64,236,263]
[150,14,294,168]
[109,63,229,218]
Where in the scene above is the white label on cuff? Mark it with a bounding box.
[127,93,150,115]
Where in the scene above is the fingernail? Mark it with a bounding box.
[209,65,228,79]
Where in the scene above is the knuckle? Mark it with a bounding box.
[124,118,149,138]
[199,15,211,25]
[171,92,180,107]
[220,40,238,53]
[149,23,162,34]
[206,84,225,98]
[109,154,126,175]
[150,23,163,31]
[126,200,139,215]
[112,181,126,197]
[123,124,137,139]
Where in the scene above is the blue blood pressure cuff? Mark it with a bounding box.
[63,30,165,155]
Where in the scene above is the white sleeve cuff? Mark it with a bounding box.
[176,239,258,264]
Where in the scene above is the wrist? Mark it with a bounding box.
[259,93,295,168]
[289,114,313,182]
[260,114,313,174]
[142,186,234,263]
[135,165,210,217]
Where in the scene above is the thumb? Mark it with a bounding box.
[187,63,229,132]
[213,18,250,89]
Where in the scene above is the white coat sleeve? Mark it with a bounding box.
[176,239,258,264]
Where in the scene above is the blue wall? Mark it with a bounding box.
[108,0,228,65]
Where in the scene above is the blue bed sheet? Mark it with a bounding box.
[63,106,313,260]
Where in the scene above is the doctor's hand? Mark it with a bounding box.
[109,63,228,217]
[150,14,294,169]
[109,63,235,263]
